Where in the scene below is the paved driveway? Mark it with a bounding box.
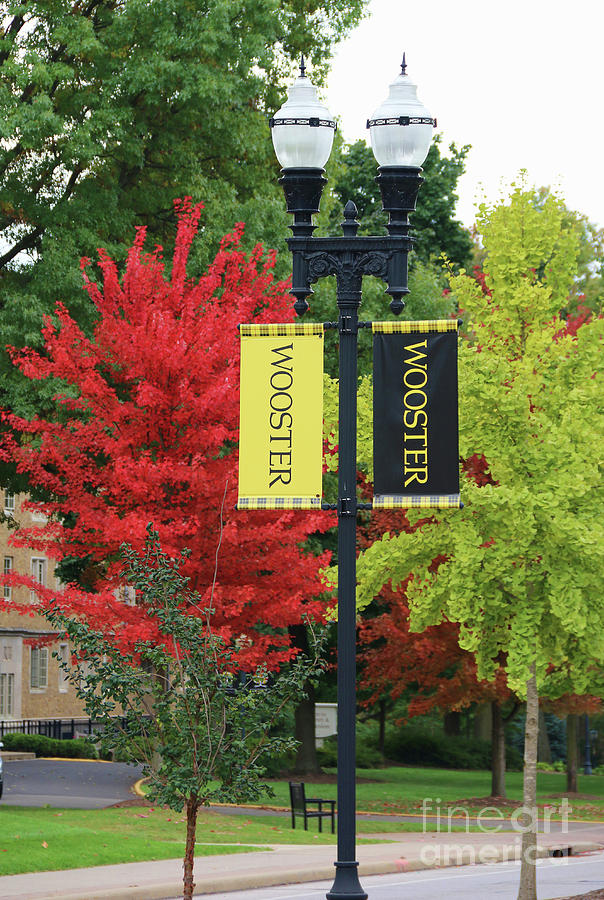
[1,758,144,808]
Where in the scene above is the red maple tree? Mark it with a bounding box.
[0,199,331,666]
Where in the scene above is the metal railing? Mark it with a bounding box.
[0,718,100,740]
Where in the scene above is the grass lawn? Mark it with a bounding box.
[0,806,265,876]
[257,768,604,821]
[0,805,409,877]
[2,767,602,877]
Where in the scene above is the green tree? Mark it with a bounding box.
[0,0,366,329]
[308,134,469,378]
[326,135,473,267]
[556,200,604,316]
[49,527,325,900]
[351,185,603,900]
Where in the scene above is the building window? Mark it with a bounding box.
[3,492,15,515]
[30,647,48,691]
[3,556,13,601]
[114,585,136,607]
[30,557,47,601]
[58,643,69,692]
[0,673,15,717]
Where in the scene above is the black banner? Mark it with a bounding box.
[373,325,459,508]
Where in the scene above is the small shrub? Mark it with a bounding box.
[356,742,383,769]
[536,760,565,772]
[316,739,337,769]
[259,748,297,777]
[316,735,382,770]
[1,733,97,759]
[383,725,522,771]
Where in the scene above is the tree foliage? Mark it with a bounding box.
[357,505,512,719]
[49,527,326,900]
[0,200,332,668]
[0,0,366,328]
[326,136,473,268]
[355,184,604,698]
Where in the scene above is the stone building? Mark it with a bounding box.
[0,490,86,723]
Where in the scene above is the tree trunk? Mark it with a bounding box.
[537,708,552,763]
[289,624,321,775]
[183,796,199,900]
[293,684,321,774]
[378,698,386,758]
[566,714,578,793]
[518,666,538,900]
[491,700,506,798]
[474,702,492,741]
[444,710,461,736]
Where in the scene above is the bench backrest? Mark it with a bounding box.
[289,781,306,813]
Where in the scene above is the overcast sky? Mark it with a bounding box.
[323,0,603,230]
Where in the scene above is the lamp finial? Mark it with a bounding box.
[401,53,407,76]
[300,54,306,77]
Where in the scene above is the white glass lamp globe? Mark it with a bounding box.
[367,58,435,168]
[270,61,336,169]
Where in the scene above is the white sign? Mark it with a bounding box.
[315,702,337,747]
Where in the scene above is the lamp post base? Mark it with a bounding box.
[326,861,368,900]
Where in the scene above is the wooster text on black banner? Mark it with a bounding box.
[373,323,460,508]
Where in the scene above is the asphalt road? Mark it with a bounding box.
[200,853,604,900]
[0,758,144,808]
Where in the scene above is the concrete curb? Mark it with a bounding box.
[132,777,147,797]
[0,751,36,760]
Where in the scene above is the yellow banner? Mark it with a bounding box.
[238,324,324,509]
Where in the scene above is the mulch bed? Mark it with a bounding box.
[556,892,604,899]
[110,797,154,808]
[452,794,602,808]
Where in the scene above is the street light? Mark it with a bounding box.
[271,56,435,900]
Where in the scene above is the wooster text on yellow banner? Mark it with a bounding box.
[238,323,324,510]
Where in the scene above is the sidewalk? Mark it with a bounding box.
[0,825,602,900]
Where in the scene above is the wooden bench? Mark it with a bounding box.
[289,781,336,833]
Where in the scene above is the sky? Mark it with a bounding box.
[323,0,604,230]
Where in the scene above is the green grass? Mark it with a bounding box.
[0,806,404,877]
[0,807,273,876]
[3,766,603,876]
[256,768,604,821]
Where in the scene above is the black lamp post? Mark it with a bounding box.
[270,55,435,900]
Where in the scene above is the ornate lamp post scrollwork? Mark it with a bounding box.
[270,55,435,900]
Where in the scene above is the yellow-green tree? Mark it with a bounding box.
[351,185,603,900]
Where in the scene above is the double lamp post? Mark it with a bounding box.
[269,57,435,900]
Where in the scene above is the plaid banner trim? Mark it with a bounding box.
[237,497,322,510]
[373,494,462,509]
[240,323,324,337]
[372,320,459,334]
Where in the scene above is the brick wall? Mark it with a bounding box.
[0,491,87,720]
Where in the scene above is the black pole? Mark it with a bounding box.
[326,228,367,900]
[584,714,593,775]
[279,166,422,900]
